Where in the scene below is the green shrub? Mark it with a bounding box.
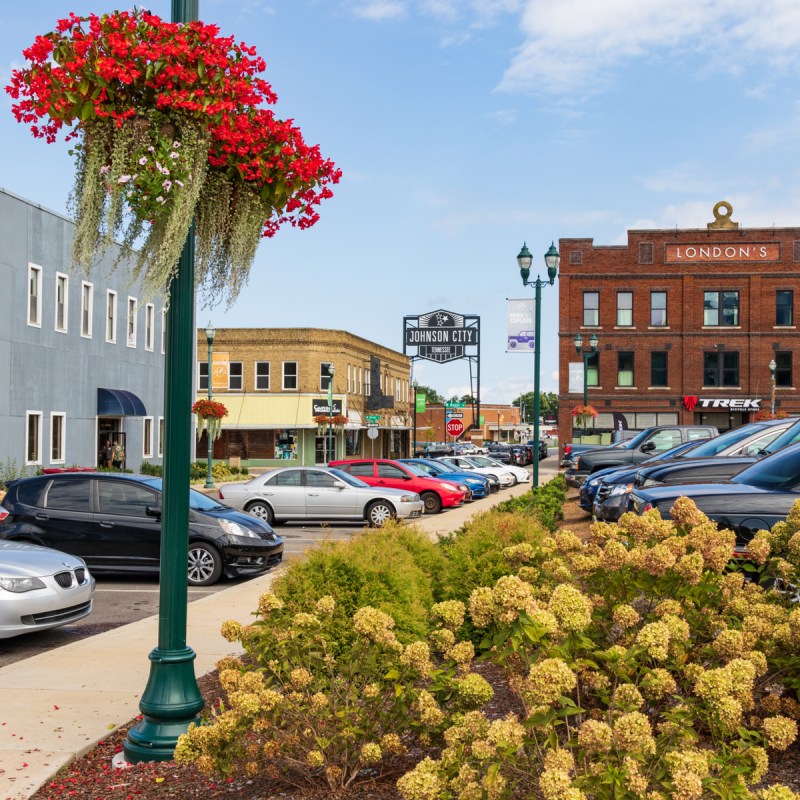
[0,458,29,489]
[494,474,567,530]
[139,462,162,476]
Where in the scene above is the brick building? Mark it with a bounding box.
[557,201,799,447]
[413,403,522,448]
[195,328,411,466]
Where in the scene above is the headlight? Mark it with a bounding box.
[457,484,469,492]
[0,576,46,592]
[440,482,460,492]
[400,494,419,503]
[218,518,260,538]
[609,483,634,496]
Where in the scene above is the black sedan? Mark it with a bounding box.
[630,442,800,553]
[0,472,283,586]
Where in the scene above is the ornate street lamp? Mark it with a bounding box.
[327,364,336,462]
[574,332,599,436]
[516,241,559,488]
[769,358,777,416]
[204,323,216,489]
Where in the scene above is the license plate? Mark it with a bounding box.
[410,511,421,518]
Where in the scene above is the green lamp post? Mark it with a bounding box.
[573,331,598,436]
[327,364,336,462]
[204,322,216,489]
[516,241,559,488]
[123,0,204,763]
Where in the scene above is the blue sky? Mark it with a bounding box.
[3,1,800,403]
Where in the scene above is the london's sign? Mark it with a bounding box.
[683,395,761,411]
[665,243,780,263]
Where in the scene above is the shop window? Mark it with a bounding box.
[586,352,599,387]
[28,264,42,327]
[229,362,243,390]
[650,291,667,326]
[616,292,633,326]
[345,429,361,456]
[255,362,270,390]
[583,291,599,326]
[617,352,634,387]
[50,412,65,463]
[55,273,68,333]
[127,297,138,347]
[143,417,153,458]
[704,351,739,387]
[144,303,154,350]
[320,362,334,391]
[198,361,209,391]
[161,309,167,354]
[283,361,298,390]
[81,282,93,338]
[775,352,792,387]
[650,352,668,387]
[106,290,117,343]
[26,411,42,465]
[704,291,739,326]
[776,290,794,326]
[275,430,297,459]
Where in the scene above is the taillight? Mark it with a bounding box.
[564,444,572,456]
[643,502,654,512]
[217,489,225,500]
[0,509,8,523]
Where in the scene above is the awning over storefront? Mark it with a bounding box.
[97,388,147,417]
[390,415,411,430]
[346,410,364,429]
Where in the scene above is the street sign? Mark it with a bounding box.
[445,401,466,408]
[446,412,463,418]
[366,414,381,423]
[367,422,379,429]
[367,427,379,439]
[445,419,464,436]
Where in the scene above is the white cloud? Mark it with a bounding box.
[353,1,407,20]
[498,0,800,96]
[485,108,518,125]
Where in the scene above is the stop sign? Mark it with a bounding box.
[445,418,464,436]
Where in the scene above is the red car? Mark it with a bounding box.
[328,458,468,514]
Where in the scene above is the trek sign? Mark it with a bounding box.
[403,309,479,364]
[683,396,761,411]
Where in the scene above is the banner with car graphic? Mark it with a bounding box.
[507,298,535,352]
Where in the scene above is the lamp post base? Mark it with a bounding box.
[123,646,204,763]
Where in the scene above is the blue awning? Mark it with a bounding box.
[97,388,147,417]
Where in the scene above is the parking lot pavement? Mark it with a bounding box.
[0,458,559,799]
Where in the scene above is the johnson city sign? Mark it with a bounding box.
[683,396,761,411]
[403,309,480,364]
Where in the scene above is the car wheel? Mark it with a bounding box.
[507,474,518,487]
[509,340,517,348]
[187,542,223,586]
[367,501,395,528]
[246,500,274,525]
[421,492,443,514]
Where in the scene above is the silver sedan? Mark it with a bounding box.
[0,541,95,639]
[218,467,424,528]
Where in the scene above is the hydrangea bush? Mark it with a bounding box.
[398,499,800,800]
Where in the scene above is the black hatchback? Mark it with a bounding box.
[0,472,283,586]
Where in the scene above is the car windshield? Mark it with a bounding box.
[619,430,656,450]
[138,477,227,511]
[415,460,446,475]
[762,419,800,454]
[468,456,495,467]
[731,443,800,490]
[328,468,369,487]
[685,422,777,457]
[402,462,432,477]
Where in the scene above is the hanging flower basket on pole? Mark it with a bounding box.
[571,404,598,431]
[7,10,341,306]
[192,399,228,442]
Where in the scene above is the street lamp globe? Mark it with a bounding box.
[573,333,583,353]
[516,243,533,283]
[544,242,560,283]
[205,322,215,345]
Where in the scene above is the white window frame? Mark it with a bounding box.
[255,361,270,391]
[55,272,69,333]
[228,361,243,390]
[143,416,153,458]
[50,412,66,464]
[161,308,167,354]
[26,410,42,466]
[283,361,298,391]
[127,296,138,348]
[28,263,42,328]
[81,281,93,338]
[158,416,164,458]
[145,303,155,351]
[106,290,117,344]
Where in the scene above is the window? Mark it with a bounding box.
[617,352,634,387]
[704,351,740,387]
[50,412,65,463]
[98,481,158,517]
[161,308,167,354]
[306,470,339,488]
[704,291,739,326]
[198,361,209,391]
[347,365,351,392]
[650,352,668,387]
[255,362,270,390]
[348,462,374,478]
[143,417,153,458]
[106,290,117,343]
[777,290,794,326]
[650,291,667,326]
[228,362,242,390]
[28,264,42,327]
[81,281,93,337]
[55,273,68,332]
[127,297,138,347]
[586,352,599,387]
[320,362,334,391]
[158,417,164,458]
[616,292,633,326]
[646,429,683,454]
[583,292,599,326]
[144,303,154,350]
[365,367,371,396]
[377,462,408,479]
[775,352,792,387]
[266,469,303,486]
[283,361,298,390]
[45,478,91,511]
[26,411,42,465]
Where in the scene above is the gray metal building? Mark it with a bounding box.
[0,189,166,475]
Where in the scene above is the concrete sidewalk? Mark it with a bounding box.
[0,462,557,799]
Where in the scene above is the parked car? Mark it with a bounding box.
[453,443,478,455]
[630,442,800,555]
[415,443,455,458]
[0,540,95,639]
[436,455,516,488]
[439,454,531,486]
[329,459,468,514]
[0,472,283,586]
[396,458,495,498]
[510,445,531,466]
[219,466,424,527]
[527,439,549,460]
[565,424,719,486]
[485,444,515,464]
[561,437,634,468]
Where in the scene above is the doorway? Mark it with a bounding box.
[97,418,126,469]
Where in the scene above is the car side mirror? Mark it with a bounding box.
[333,481,347,490]
[146,505,162,518]
[641,442,656,452]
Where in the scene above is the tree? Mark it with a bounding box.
[414,384,445,404]
[513,392,558,422]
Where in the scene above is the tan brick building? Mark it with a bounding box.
[557,201,800,448]
[195,328,411,466]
